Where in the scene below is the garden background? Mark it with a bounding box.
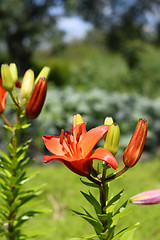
[0,0,160,239]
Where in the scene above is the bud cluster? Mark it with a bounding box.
[0,63,50,119]
[103,116,148,170]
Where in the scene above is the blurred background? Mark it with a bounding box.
[0,1,160,239]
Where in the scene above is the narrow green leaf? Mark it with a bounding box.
[114,201,128,215]
[80,179,99,188]
[107,190,124,208]
[81,191,101,214]
[111,211,132,228]
[7,143,15,154]
[17,151,26,162]
[112,223,140,240]
[16,210,43,227]
[21,123,31,129]
[3,124,13,132]
[16,139,32,153]
[0,150,11,163]
[72,209,103,235]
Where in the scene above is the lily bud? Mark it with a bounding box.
[9,63,18,83]
[104,117,114,140]
[104,117,113,126]
[0,78,8,113]
[123,118,148,167]
[1,64,14,91]
[104,123,120,156]
[35,66,50,84]
[73,114,84,128]
[21,69,34,99]
[130,189,160,205]
[15,80,21,88]
[25,77,47,119]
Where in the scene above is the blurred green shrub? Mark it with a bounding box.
[32,86,160,154]
[124,45,160,97]
[31,43,160,97]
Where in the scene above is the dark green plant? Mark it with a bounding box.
[0,63,50,239]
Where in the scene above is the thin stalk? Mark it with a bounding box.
[0,113,13,128]
[87,175,101,186]
[9,91,20,108]
[99,163,109,239]
[8,127,18,240]
[104,166,129,182]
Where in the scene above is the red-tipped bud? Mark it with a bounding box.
[15,80,21,88]
[25,77,47,119]
[123,118,148,167]
[0,78,8,113]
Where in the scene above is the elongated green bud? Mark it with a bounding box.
[1,64,14,91]
[20,69,34,99]
[104,123,120,156]
[104,117,114,140]
[35,66,50,84]
[9,63,18,83]
[104,117,113,126]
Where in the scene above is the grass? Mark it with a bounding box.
[23,157,160,240]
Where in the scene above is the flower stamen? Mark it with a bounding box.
[60,129,64,144]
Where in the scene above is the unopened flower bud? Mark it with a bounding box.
[0,78,8,113]
[123,118,148,167]
[9,63,18,83]
[25,77,47,119]
[104,117,114,140]
[73,114,84,128]
[15,80,21,88]
[35,66,50,84]
[104,117,113,126]
[21,69,34,99]
[1,64,14,91]
[130,189,160,205]
[104,123,120,156]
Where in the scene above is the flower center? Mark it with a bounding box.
[59,125,83,159]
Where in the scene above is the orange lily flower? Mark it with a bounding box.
[42,122,118,176]
[0,78,8,113]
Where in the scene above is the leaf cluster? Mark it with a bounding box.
[72,185,139,240]
[0,139,42,239]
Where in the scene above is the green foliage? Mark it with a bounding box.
[73,183,139,240]
[20,159,160,240]
[0,138,42,239]
[32,43,160,97]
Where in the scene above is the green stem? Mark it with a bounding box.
[104,166,129,182]
[99,164,109,239]
[8,128,18,240]
[87,175,101,186]
[9,91,20,108]
[0,113,13,128]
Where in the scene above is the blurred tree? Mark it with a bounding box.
[63,0,160,68]
[0,0,61,73]
[64,0,160,46]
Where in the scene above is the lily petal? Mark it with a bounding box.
[89,147,118,170]
[42,135,65,156]
[44,154,91,176]
[78,125,110,158]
